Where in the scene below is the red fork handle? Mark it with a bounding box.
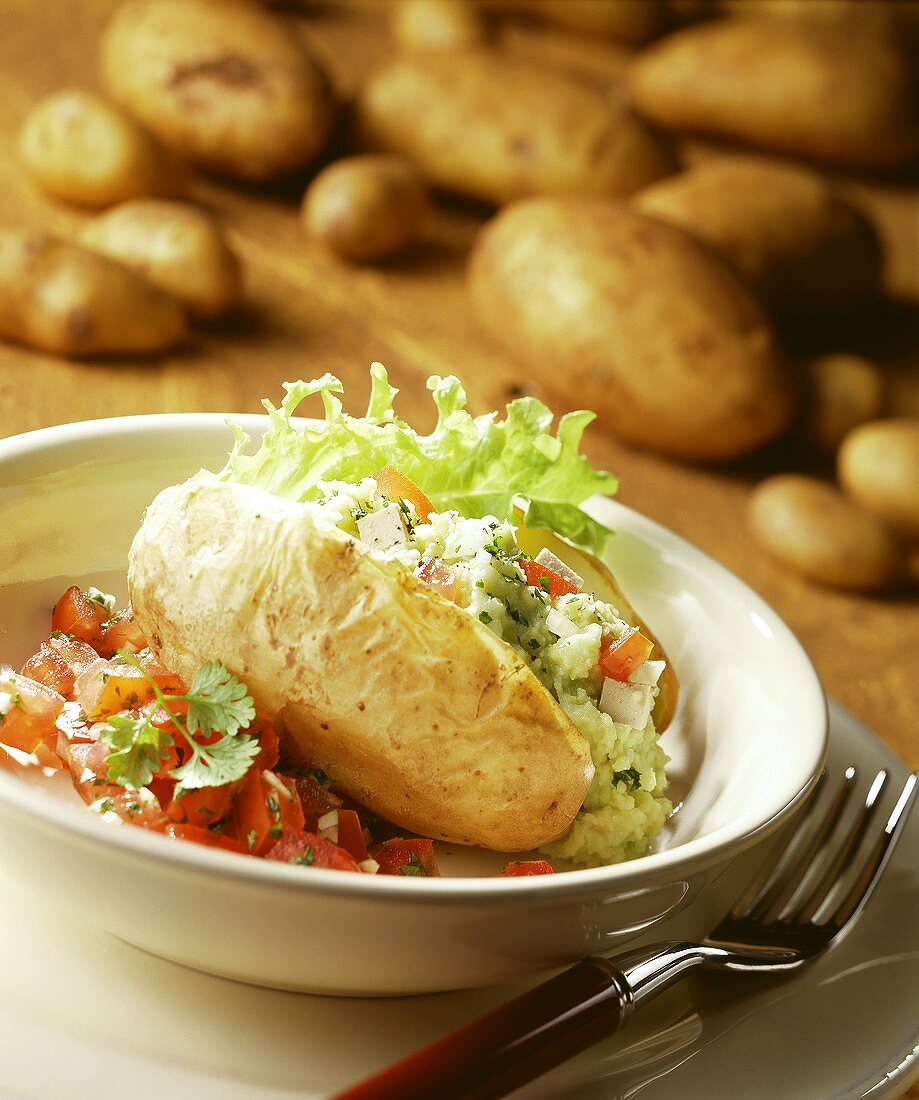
[331,956,630,1100]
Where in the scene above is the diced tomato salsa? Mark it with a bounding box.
[1,584,559,882]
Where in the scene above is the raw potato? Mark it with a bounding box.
[804,355,887,454]
[392,0,486,51]
[128,478,594,851]
[748,475,905,591]
[302,156,429,262]
[18,89,181,209]
[838,420,919,541]
[0,229,185,357]
[357,51,675,206]
[634,157,882,311]
[79,200,241,318]
[100,0,336,181]
[627,19,919,169]
[468,198,793,461]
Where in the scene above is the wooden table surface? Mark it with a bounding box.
[0,2,917,1092]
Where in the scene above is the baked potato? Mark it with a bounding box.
[128,371,674,861]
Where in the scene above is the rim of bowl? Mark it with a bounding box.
[0,414,829,903]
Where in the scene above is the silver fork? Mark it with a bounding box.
[334,766,918,1100]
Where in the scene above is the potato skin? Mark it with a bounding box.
[18,90,182,210]
[748,475,905,591]
[627,19,919,169]
[392,0,487,51]
[357,51,675,206]
[634,157,882,311]
[0,229,185,357]
[100,0,336,181]
[838,419,919,541]
[490,0,667,43]
[128,478,594,851]
[302,155,429,262]
[79,200,241,318]
[804,355,887,455]
[469,198,793,461]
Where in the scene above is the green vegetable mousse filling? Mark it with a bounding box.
[217,364,670,867]
[309,476,671,868]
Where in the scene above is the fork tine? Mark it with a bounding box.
[826,772,918,932]
[740,767,857,922]
[786,769,889,924]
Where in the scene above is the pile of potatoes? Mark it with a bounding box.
[3,0,917,595]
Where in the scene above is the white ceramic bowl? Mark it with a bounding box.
[0,416,827,995]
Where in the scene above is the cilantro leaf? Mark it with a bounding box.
[103,713,174,789]
[183,661,256,737]
[612,767,641,792]
[170,730,260,791]
[99,654,260,793]
[218,364,617,554]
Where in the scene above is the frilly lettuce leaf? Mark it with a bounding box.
[216,364,617,553]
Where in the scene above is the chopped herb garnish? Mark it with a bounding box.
[527,638,540,649]
[101,653,259,792]
[478,611,493,625]
[246,829,258,852]
[268,824,283,838]
[612,768,641,792]
[538,574,551,593]
[399,851,426,877]
[293,846,315,866]
[266,794,280,816]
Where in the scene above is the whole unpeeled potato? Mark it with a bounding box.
[627,19,919,169]
[0,229,185,356]
[838,420,919,541]
[748,475,905,591]
[357,51,675,206]
[18,89,181,209]
[633,157,882,311]
[804,355,887,454]
[491,0,667,43]
[468,198,793,461]
[100,0,335,181]
[392,0,487,51]
[302,156,428,262]
[80,200,241,318]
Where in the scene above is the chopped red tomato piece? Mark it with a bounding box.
[521,559,580,599]
[294,773,343,817]
[252,721,280,770]
[22,642,75,695]
[335,809,369,863]
[0,672,65,755]
[51,587,109,650]
[415,558,461,603]
[599,628,654,683]
[232,769,305,855]
[62,738,114,803]
[97,610,147,658]
[374,837,441,877]
[500,860,555,877]
[266,830,359,871]
[48,633,101,677]
[168,782,238,828]
[165,824,246,854]
[91,788,168,830]
[373,466,434,520]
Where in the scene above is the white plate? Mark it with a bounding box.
[0,699,915,1099]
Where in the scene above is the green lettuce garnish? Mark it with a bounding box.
[217,364,617,554]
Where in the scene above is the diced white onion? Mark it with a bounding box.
[358,858,380,874]
[357,504,409,551]
[262,769,294,801]
[0,691,13,717]
[318,809,339,844]
[534,548,584,589]
[599,678,653,730]
[86,587,117,612]
[629,660,665,687]
[545,608,578,638]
